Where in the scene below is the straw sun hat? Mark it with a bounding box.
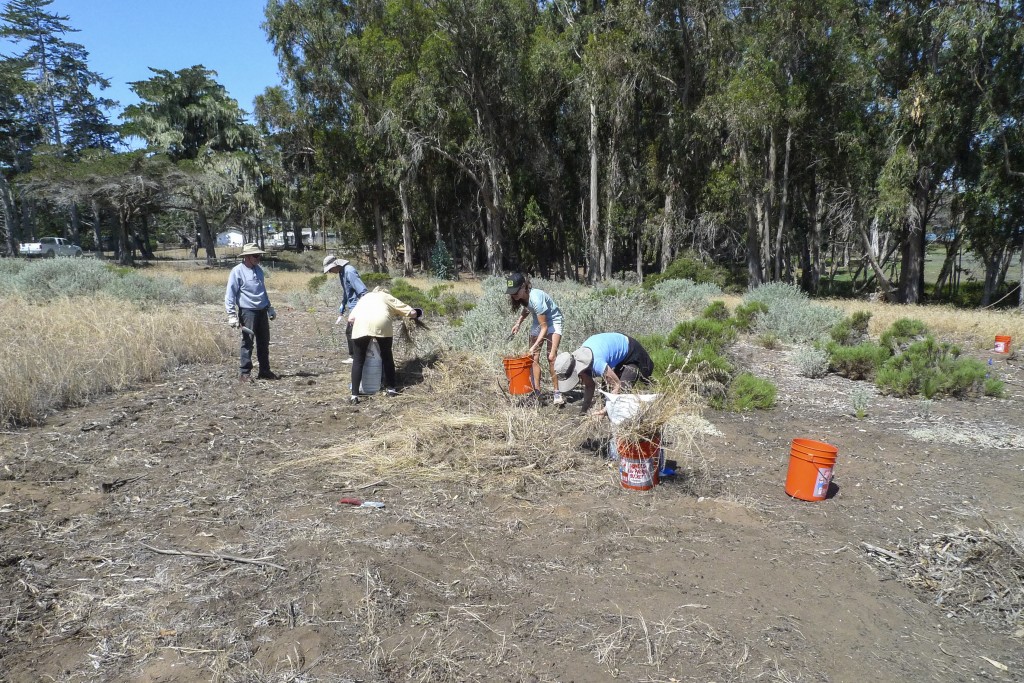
[239,243,265,257]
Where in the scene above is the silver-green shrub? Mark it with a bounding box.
[103,271,195,306]
[651,278,722,317]
[442,276,680,364]
[11,257,113,300]
[2,257,218,305]
[745,283,843,344]
[790,346,829,378]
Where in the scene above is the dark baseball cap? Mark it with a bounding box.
[505,272,526,294]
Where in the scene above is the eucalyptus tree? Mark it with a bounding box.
[122,66,260,261]
[949,0,1024,307]
[0,0,117,249]
[264,0,410,268]
[0,55,36,253]
[254,85,317,248]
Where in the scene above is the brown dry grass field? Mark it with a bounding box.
[1,263,1023,683]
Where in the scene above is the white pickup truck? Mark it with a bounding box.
[19,237,84,258]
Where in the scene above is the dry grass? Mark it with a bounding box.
[146,263,317,295]
[0,295,229,427]
[266,350,707,494]
[863,525,1024,635]
[718,293,1024,350]
[827,299,1024,350]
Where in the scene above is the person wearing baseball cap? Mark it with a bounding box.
[554,332,653,414]
[506,273,566,405]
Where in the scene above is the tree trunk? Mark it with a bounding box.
[660,190,674,272]
[91,200,103,256]
[1019,234,1024,311]
[587,95,600,284]
[739,143,762,287]
[117,209,133,266]
[292,216,305,253]
[0,175,18,255]
[898,174,930,303]
[635,229,643,283]
[69,203,82,245]
[196,209,218,263]
[773,127,792,281]
[933,234,963,296]
[482,159,505,276]
[137,213,156,259]
[398,176,414,276]
[981,250,1001,307]
[373,194,386,273]
[20,194,34,242]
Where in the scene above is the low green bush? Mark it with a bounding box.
[667,318,737,353]
[724,372,777,411]
[733,300,768,332]
[642,251,739,291]
[828,341,890,380]
[637,334,688,381]
[879,318,928,353]
[307,273,328,293]
[701,300,731,322]
[830,311,872,346]
[362,272,392,289]
[875,337,990,398]
[984,377,1006,397]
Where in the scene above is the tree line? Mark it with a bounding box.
[2,0,1022,306]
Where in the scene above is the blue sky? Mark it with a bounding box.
[46,0,282,118]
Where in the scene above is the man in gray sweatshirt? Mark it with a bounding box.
[225,243,277,382]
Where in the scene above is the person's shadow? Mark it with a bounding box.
[397,351,443,388]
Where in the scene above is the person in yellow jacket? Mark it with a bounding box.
[346,288,423,405]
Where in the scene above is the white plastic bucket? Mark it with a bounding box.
[359,339,382,394]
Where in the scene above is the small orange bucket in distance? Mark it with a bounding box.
[994,335,1012,354]
[502,355,535,395]
[785,438,837,502]
[618,434,661,491]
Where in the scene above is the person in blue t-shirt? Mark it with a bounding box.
[507,273,566,405]
[553,332,653,414]
[323,254,369,364]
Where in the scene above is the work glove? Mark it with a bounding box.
[228,316,238,328]
[267,306,277,321]
[412,308,424,319]
[335,315,344,325]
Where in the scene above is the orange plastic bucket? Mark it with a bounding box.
[785,438,837,502]
[617,434,662,491]
[994,335,1012,354]
[502,355,535,395]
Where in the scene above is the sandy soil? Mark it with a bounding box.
[2,304,1023,683]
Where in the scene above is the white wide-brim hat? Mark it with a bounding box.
[554,346,594,393]
[239,243,265,257]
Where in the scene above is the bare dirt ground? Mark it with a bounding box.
[2,304,1023,683]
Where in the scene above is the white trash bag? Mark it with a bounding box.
[600,390,660,426]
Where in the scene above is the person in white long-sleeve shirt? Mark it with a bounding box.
[225,243,277,382]
[346,288,422,404]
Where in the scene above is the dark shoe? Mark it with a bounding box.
[257,371,279,380]
[384,388,400,397]
[348,395,359,405]
[239,374,252,384]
